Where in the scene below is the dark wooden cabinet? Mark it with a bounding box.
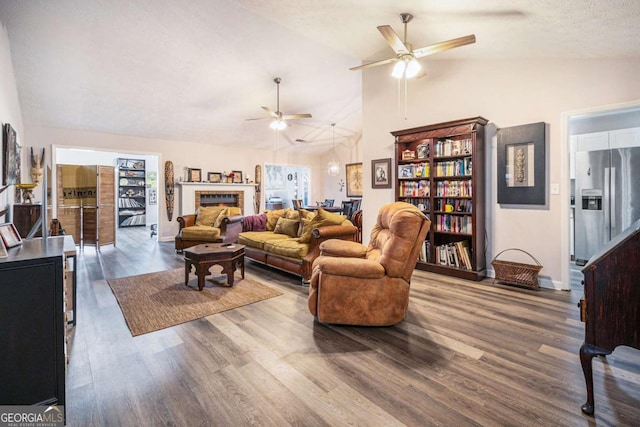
[12,203,42,237]
[579,219,640,416]
[0,240,67,411]
[392,117,487,281]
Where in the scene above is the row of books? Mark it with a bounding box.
[119,198,145,208]
[434,158,472,177]
[434,138,472,157]
[398,162,429,179]
[435,198,472,213]
[399,180,430,197]
[419,240,431,263]
[435,241,472,270]
[435,214,472,234]
[435,180,472,197]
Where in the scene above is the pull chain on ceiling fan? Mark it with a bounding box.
[350,13,476,79]
[246,77,312,130]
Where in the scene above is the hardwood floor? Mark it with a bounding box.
[66,226,640,426]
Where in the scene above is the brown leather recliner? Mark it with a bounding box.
[308,202,431,326]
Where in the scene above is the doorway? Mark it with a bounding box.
[564,101,640,288]
[53,147,160,245]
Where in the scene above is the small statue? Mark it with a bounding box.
[30,147,45,185]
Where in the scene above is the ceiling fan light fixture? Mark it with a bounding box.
[327,122,340,176]
[405,58,421,78]
[391,60,406,78]
[270,119,287,130]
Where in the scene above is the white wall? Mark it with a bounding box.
[362,58,640,288]
[25,125,324,241]
[0,21,24,213]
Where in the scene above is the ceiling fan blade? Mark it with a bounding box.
[261,106,279,118]
[245,117,268,121]
[350,57,397,71]
[377,25,409,54]
[283,113,312,120]
[413,34,476,58]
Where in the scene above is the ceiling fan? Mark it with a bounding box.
[246,77,312,130]
[350,13,476,78]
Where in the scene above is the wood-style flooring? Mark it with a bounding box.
[66,226,640,426]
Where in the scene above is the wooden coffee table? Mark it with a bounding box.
[183,243,245,291]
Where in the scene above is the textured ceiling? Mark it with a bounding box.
[1,0,639,153]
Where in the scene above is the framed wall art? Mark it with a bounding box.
[3,123,20,185]
[346,162,363,197]
[497,122,547,205]
[371,158,392,189]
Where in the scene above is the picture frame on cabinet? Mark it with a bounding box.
[346,163,363,197]
[402,149,416,160]
[497,122,547,205]
[187,168,202,182]
[208,172,222,183]
[371,158,392,189]
[0,223,22,248]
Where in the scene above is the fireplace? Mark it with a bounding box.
[195,191,244,211]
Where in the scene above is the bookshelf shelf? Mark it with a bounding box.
[118,158,146,228]
[392,117,488,281]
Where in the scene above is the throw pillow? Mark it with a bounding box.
[298,208,346,243]
[195,206,225,226]
[266,208,288,231]
[273,217,300,238]
[214,206,243,228]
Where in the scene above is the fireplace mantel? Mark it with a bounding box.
[178,182,256,216]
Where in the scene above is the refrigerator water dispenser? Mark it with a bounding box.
[581,189,603,210]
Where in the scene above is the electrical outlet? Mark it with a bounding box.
[551,183,560,195]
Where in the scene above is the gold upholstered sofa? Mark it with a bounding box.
[238,208,357,283]
[175,206,244,253]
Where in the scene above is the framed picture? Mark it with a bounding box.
[208,172,222,183]
[346,162,363,197]
[0,223,23,248]
[0,237,7,258]
[3,124,20,185]
[497,122,547,205]
[402,149,415,160]
[187,168,202,182]
[416,143,430,159]
[371,158,392,189]
[231,170,243,183]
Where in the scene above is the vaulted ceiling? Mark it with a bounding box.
[1,0,639,153]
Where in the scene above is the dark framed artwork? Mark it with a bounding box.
[371,158,392,189]
[208,172,222,183]
[0,222,22,248]
[187,168,201,182]
[231,170,243,183]
[3,124,20,185]
[346,162,363,197]
[497,122,547,205]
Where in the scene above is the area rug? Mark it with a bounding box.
[107,268,282,336]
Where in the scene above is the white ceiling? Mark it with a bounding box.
[1,0,639,153]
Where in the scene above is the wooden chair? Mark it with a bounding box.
[324,199,335,207]
[291,199,303,209]
[341,200,354,217]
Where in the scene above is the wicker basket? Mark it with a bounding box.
[491,248,542,290]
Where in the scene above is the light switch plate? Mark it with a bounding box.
[551,183,560,195]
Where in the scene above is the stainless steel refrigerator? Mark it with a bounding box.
[574,129,640,265]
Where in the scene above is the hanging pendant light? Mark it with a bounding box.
[327,123,340,176]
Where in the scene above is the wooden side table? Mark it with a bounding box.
[183,243,245,291]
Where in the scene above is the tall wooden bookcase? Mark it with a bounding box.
[117,158,146,227]
[392,117,487,281]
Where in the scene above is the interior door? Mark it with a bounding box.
[97,166,116,247]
